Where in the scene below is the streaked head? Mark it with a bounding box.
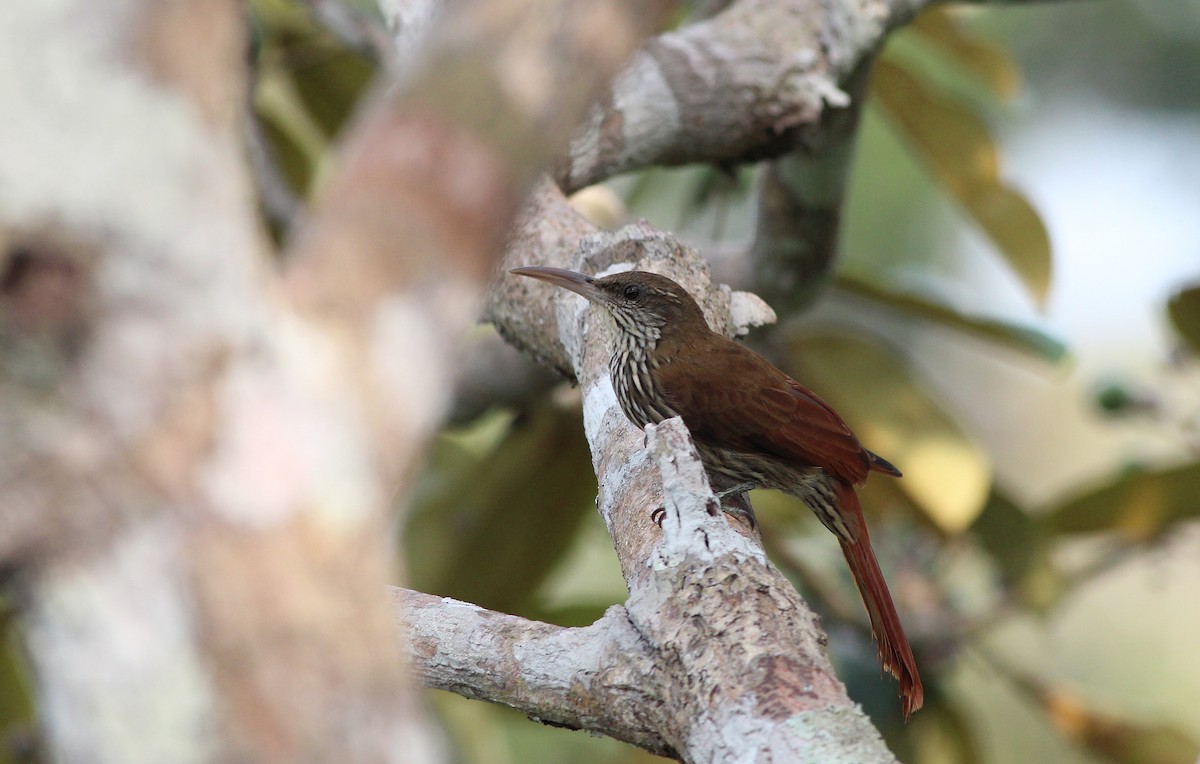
[510,266,708,342]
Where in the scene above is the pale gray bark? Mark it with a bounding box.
[396,589,675,757]
[0,0,430,759]
[555,0,924,192]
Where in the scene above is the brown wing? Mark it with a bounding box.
[654,335,874,484]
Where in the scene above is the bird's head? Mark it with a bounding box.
[511,266,709,345]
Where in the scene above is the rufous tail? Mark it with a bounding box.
[833,481,924,719]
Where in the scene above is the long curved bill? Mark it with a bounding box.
[510,266,605,303]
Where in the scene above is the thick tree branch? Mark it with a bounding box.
[555,0,925,192]
[377,0,1077,197]
[633,419,895,762]
[0,1,427,759]
[480,219,898,760]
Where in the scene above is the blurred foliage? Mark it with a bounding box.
[908,11,1020,102]
[870,54,1051,309]
[0,602,36,764]
[896,694,980,764]
[984,649,1200,764]
[970,491,1062,614]
[835,276,1067,363]
[623,164,757,241]
[1043,463,1200,543]
[785,332,991,533]
[873,11,1051,307]
[1167,285,1200,353]
[1091,378,1159,418]
[405,401,597,618]
[248,0,377,234]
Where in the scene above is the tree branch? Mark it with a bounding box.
[479,217,898,760]
[0,1,429,759]
[376,0,1078,197]
[633,418,896,762]
[555,0,925,192]
[396,589,676,757]
[395,415,899,762]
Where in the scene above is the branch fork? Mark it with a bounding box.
[436,219,900,761]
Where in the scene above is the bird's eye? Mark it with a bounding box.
[623,284,640,300]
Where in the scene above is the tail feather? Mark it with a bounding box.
[832,481,923,718]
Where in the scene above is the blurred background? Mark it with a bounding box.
[5,1,1200,762]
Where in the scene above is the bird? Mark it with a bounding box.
[510,265,923,718]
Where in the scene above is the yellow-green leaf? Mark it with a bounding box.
[257,110,315,197]
[1166,284,1200,352]
[281,37,374,139]
[962,183,1052,306]
[911,8,1022,101]
[872,59,1052,306]
[836,276,1067,362]
[787,334,991,533]
[254,65,330,189]
[873,59,999,188]
[1044,463,1200,541]
[0,598,34,756]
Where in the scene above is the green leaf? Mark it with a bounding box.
[872,58,1052,307]
[253,64,330,193]
[0,598,35,762]
[786,334,991,533]
[257,110,315,196]
[404,403,596,617]
[963,184,1052,306]
[1043,462,1200,541]
[1166,284,1200,352]
[281,36,375,139]
[836,275,1068,362]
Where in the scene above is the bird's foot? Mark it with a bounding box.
[716,491,758,530]
[713,482,756,501]
[651,485,758,529]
